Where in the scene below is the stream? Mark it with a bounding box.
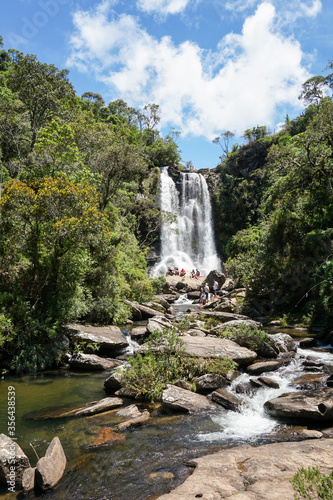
[0,302,332,499]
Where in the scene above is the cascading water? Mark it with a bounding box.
[152,167,221,276]
[198,346,333,444]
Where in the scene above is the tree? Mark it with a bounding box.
[6,53,76,149]
[142,103,161,131]
[298,75,328,105]
[299,60,333,105]
[25,120,92,183]
[243,126,270,143]
[89,140,146,210]
[213,131,235,160]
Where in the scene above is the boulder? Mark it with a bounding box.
[116,410,150,431]
[0,434,30,489]
[250,377,280,389]
[182,336,257,366]
[116,404,141,418]
[246,360,286,375]
[302,358,326,371]
[35,437,66,492]
[211,389,242,411]
[173,380,193,391]
[154,295,172,310]
[264,387,333,421]
[201,270,226,290]
[22,467,35,492]
[146,316,173,335]
[130,326,147,340]
[221,277,235,290]
[299,337,318,348]
[157,439,333,500]
[142,301,167,313]
[69,353,120,371]
[74,397,123,416]
[322,427,333,437]
[195,374,228,394]
[158,293,180,303]
[200,311,251,323]
[134,303,165,319]
[291,373,328,390]
[213,299,234,313]
[226,370,241,382]
[127,301,143,320]
[162,385,215,413]
[67,324,128,353]
[268,333,297,354]
[211,319,263,333]
[104,370,124,393]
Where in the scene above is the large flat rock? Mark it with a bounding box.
[69,353,120,371]
[67,324,128,352]
[162,385,215,413]
[264,387,333,421]
[158,439,333,499]
[182,336,257,365]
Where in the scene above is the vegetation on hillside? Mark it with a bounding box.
[211,61,333,328]
[0,33,332,371]
[0,37,180,372]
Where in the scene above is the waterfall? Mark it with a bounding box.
[152,167,221,276]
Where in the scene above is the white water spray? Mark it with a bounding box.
[152,168,221,276]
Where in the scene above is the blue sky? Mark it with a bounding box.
[1,0,332,169]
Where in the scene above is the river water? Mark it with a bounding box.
[0,324,332,499]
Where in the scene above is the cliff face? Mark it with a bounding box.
[204,138,272,257]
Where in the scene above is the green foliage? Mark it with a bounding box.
[218,97,333,326]
[203,317,221,330]
[177,316,191,331]
[6,52,76,149]
[121,328,237,401]
[291,466,333,500]
[215,324,273,352]
[243,125,271,143]
[0,313,14,349]
[151,275,167,294]
[0,42,184,371]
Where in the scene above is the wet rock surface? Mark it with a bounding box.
[211,389,242,411]
[264,387,333,421]
[74,397,123,416]
[158,439,333,500]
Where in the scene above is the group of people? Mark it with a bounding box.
[199,280,219,305]
[166,267,200,278]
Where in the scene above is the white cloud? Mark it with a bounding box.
[225,0,322,20]
[67,1,311,138]
[136,0,191,15]
[225,0,259,13]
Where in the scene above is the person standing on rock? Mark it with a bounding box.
[199,287,205,305]
[213,280,219,299]
[204,283,210,303]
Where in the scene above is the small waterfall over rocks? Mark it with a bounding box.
[152,167,221,276]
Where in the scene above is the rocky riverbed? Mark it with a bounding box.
[1,271,332,498]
